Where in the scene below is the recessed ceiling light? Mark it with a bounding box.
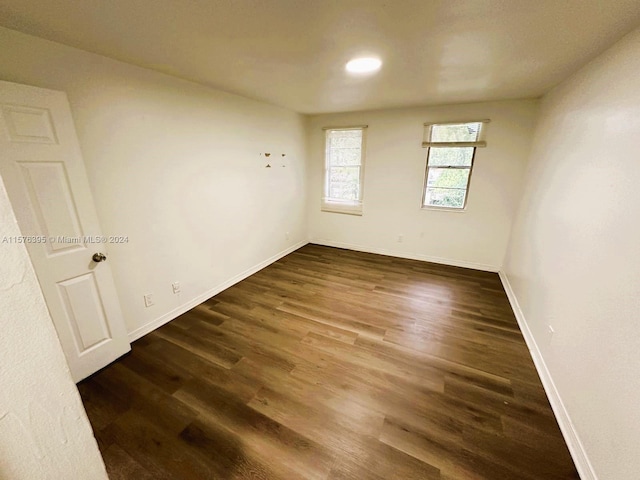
[346,57,382,74]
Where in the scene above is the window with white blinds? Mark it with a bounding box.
[322,126,366,215]
[422,121,487,210]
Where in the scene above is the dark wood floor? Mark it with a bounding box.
[78,244,579,479]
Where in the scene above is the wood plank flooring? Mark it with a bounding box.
[78,244,579,479]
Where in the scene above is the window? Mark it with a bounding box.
[422,121,487,210]
[322,126,366,215]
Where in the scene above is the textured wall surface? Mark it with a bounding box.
[307,100,538,271]
[0,26,308,339]
[0,178,107,479]
[503,27,640,480]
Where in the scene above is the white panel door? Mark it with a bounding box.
[0,80,130,382]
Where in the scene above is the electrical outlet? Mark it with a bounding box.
[285,231,290,240]
[397,234,404,243]
[143,294,154,307]
[172,282,181,294]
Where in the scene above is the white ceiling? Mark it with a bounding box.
[1,0,639,114]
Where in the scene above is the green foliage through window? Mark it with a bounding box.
[325,129,364,204]
[423,122,483,209]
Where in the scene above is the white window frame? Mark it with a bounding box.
[421,120,488,211]
[322,125,367,215]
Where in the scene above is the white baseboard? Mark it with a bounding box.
[498,271,596,480]
[311,238,499,272]
[127,240,308,342]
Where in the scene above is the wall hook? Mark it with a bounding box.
[265,163,272,168]
[265,153,271,157]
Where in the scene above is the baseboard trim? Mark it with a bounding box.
[498,271,596,480]
[127,240,308,342]
[311,238,498,272]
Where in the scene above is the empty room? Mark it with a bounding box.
[1,1,639,479]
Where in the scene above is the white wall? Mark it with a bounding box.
[0,27,308,338]
[0,178,107,480]
[502,27,640,480]
[306,100,537,271]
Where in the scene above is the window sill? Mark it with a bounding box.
[321,203,363,216]
[421,205,467,213]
